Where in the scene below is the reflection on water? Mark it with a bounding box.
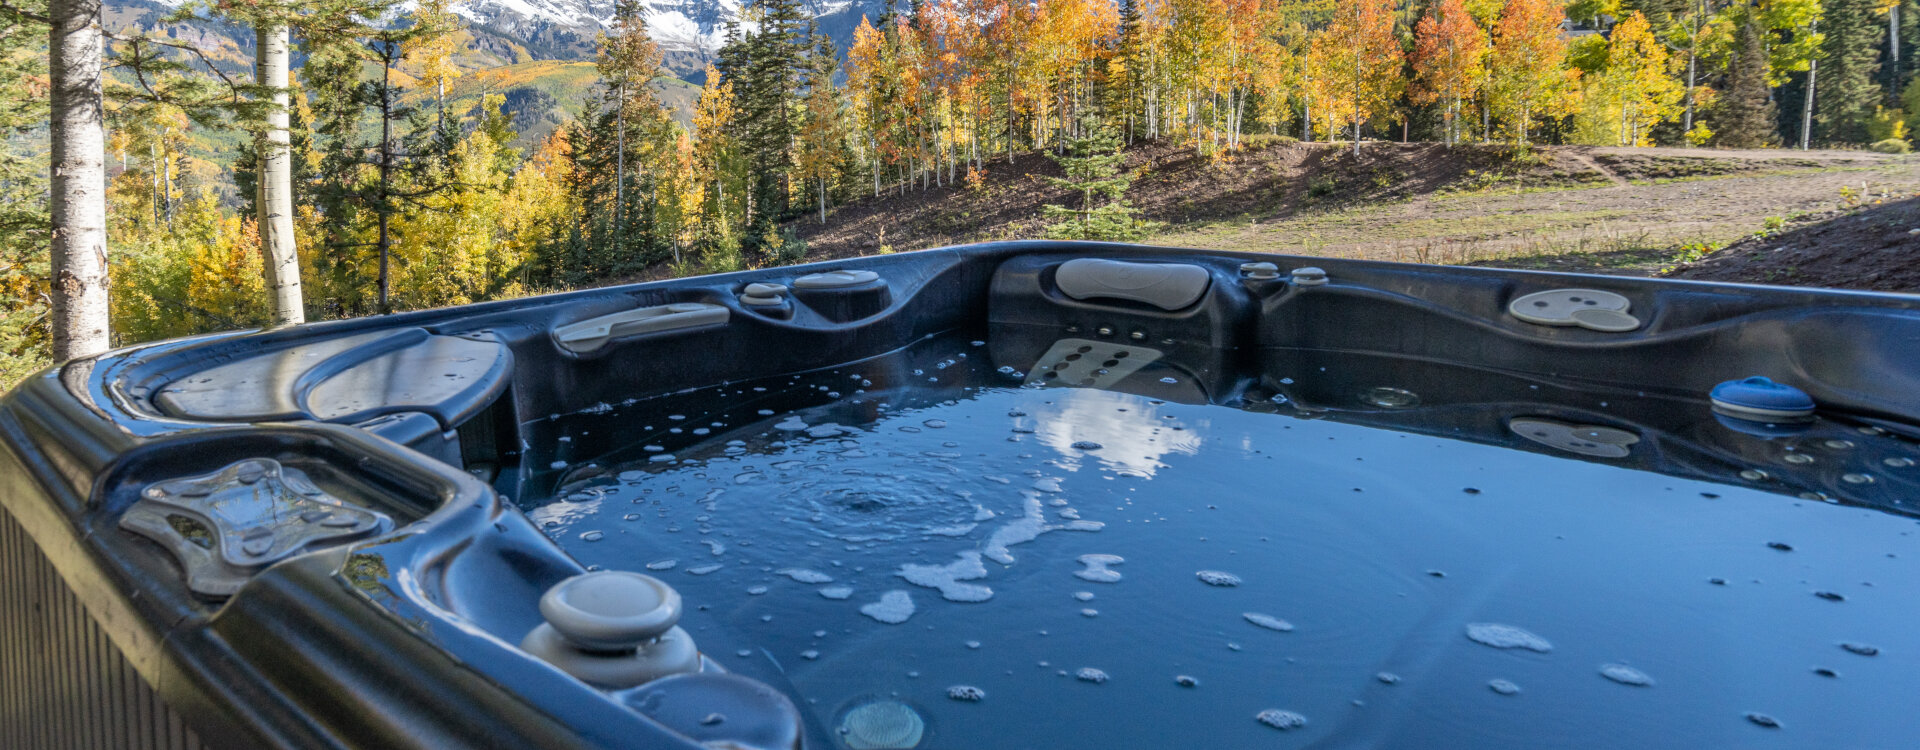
[523,333,1920,749]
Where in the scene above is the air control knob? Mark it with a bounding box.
[521,571,703,687]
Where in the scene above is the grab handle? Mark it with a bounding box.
[554,302,730,354]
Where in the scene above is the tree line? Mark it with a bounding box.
[3,0,1919,382]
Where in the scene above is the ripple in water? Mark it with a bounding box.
[1255,709,1307,730]
[1466,623,1553,652]
[1599,664,1654,686]
[860,590,916,624]
[1074,554,1125,583]
[1244,613,1295,632]
[1196,570,1242,587]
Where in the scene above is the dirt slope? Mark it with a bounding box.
[1667,196,1920,293]
[788,141,1904,279]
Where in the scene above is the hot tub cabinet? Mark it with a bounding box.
[3,242,1919,749]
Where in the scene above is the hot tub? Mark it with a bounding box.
[3,242,1918,749]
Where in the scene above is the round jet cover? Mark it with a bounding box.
[1510,289,1640,332]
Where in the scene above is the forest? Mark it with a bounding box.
[2,0,1917,384]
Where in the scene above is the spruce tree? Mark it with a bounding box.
[1817,0,1886,143]
[1041,115,1147,242]
[1713,14,1778,147]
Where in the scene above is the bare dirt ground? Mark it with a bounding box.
[789,141,1913,288]
[1667,196,1920,292]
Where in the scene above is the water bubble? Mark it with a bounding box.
[947,685,986,702]
[1159,377,1179,384]
[1813,667,1839,678]
[1075,667,1109,683]
[1074,554,1125,583]
[1255,709,1307,730]
[1175,675,1199,687]
[1466,623,1553,652]
[747,585,769,595]
[618,470,643,481]
[778,568,835,584]
[579,530,604,542]
[1885,457,1916,468]
[1768,541,1794,552]
[860,590,916,624]
[646,559,678,571]
[1243,613,1295,632]
[1073,591,1095,601]
[649,454,676,463]
[1080,608,1099,617]
[923,419,948,429]
[1376,672,1401,685]
[687,564,723,575]
[1486,679,1521,696]
[1599,664,1654,686]
[1744,712,1781,729]
[1842,473,1875,485]
[1196,570,1242,587]
[820,585,854,600]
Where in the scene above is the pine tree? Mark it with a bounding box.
[1818,0,1886,143]
[1041,114,1147,241]
[1714,13,1780,147]
[0,0,52,379]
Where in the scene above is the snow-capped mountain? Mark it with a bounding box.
[451,0,871,74]
[126,0,881,77]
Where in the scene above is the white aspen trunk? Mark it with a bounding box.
[256,23,304,326]
[1801,45,1817,150]
[49,0,111,358]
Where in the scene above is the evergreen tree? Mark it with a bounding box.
[1817,0,1886,143]
[1714,14,1779,147]
[1040,114,1147,241]
[0,0,51,380]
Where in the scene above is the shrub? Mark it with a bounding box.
[1870,138,1911,155]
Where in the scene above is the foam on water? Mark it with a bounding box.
[1243,613,1295,632]
[1599,664,1653,686]
[897,551,994,602]
[1196,570,1242,587]
[778,568,835,584]
[860,590,916,624]
[947,685,986,702]
[1255,709,1307,730]
[1073,554,1125,583]
[1466,623,1553,652]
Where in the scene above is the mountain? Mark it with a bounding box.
[115,0,896,80]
